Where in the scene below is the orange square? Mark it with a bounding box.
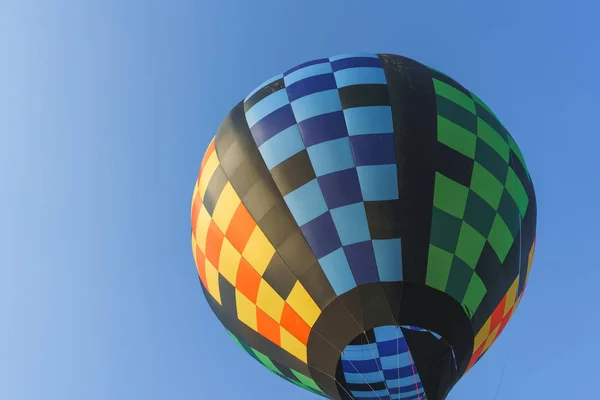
[196,245,207,288]
[205,220,224,268]
[236,258,261,303]
[226,204,256,253]
[281,303,310,345]
[257,308,281,346]
[199,139,216,177]
[191,194,202,233]
[490,296,506,332]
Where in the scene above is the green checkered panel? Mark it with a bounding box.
[227,330,327,398]
[426,77,531,317]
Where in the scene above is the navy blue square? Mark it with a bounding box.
[298,111,349,147]
[285,58,329,76]
[318,168,363,209]
[344,241,379,285]
[300,211,342,259]
[350,134,396,166]
[286,73,337,102]
[331,57,383,71]
[251,104,296,147]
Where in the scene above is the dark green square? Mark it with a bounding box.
[430,207,462,253]
[445,256,474,303]
[436,96,477,134]
[475,138,509,183]
[497,190,521,237]
[463,191,496,237]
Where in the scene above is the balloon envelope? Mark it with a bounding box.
[190,53,536,400]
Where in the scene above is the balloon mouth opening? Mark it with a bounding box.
[334,325,444,400]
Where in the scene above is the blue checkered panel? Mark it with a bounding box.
[243,53,403,297]
[340,326,427,400]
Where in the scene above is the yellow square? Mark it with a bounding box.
[197,152,219,200]
[256,280,285,322]
[219,238,241,286]
[194,205,212,253]
[235,290,258,331]
[473,318,490,352]
[286,282,320,327]
[191,234,198,265]
[504,277,519,315]
[280,327,307,362]
[242,227,275,275]
[205,260,221,305]
[484,324,501,351]
[212,182,241,233]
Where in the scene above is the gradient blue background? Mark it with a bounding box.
[3,1,598,399]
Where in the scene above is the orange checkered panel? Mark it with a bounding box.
[191,138,321,365]
[466,238,536,372]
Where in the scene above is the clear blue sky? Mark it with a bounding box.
[2,1,598,399]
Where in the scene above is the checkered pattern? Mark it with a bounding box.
[191,138,322,364]
[466,238,536,372]
[425,75,532,317]
[340,326,426,400]
[243,53,403,297]
[227,329,328,398]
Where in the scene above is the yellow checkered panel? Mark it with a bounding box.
[191,139,321,364]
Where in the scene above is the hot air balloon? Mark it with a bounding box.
[190,53,536,400]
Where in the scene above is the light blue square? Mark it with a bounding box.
[329,53,378,62]
[357,165,399,201]
[343,343,378,359]
[306,137,355,177]
[334,67,387,88]
[283,179,328,226]
[349,370,385,385]
[290,89,342,123]
[318,248,356,295]
[284,62,333,86]
[373,238,403,282]
[391,388,424,399]
[258,124,305,170]
[374,325,401,342]
[380,353,411,370]
[330,202,371,246]
[351,389,388,398]
[245,89,290,127]
[386,376,420,389]
[343,106,394,135]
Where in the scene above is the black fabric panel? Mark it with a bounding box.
[213,101,327,301]
[358,284,397,332]
[338,289,364,330]
[377,54,438,284]
[338,84,390,109]
[201,166,228,216]
[257,201,298,248]
[364,200,404,240]
[308,282,473,400]
[299,261,336,310]
[278,230,317,277]
[435,143,474,188]
[403,329,456,400]
[311,298,363,352]
[244,78,285,111]
[269,150,316,197]
[262,253,297,299]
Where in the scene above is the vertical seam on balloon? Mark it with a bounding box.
[239,72,364,399]
[196,146,318,372]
